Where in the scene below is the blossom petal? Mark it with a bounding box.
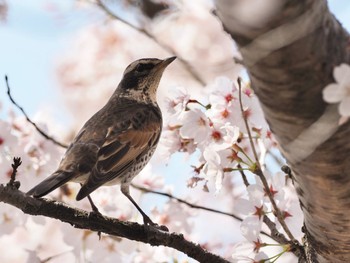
[333,63,350,85]
[339,97,350,117]
[240,216,262,242]
[322,83,344,103]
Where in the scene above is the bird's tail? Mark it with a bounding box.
[27,171,74,198]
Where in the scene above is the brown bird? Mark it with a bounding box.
[27,56,176,226]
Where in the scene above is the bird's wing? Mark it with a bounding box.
[76,107,161,200]
[27,142,99,197]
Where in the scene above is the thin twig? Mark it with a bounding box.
[8,157,22,187]
[237,164,250,187]
[132,183,242,221]
[237,160,294,249]
[131,184,282,242]
[95,0,206,86]
[237,78,297,243]
[5,76,68,149]
[237,77,259,166]
[237,155,294,249]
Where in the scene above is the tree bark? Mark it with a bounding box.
[215,0,350,262]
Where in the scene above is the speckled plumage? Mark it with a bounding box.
[27,57,176,226]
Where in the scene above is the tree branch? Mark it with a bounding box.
[237,78,297,243]
[133,183,244,220]
[0,183,230,263]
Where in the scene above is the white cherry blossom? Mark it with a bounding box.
[323,63,350,117]
[179,108,211,144]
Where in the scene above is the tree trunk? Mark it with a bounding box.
[215,0,350,262]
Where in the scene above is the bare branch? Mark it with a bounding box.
[237,164,249,187]
[0,183,230,263]
[132,183,243,221]
[4,76,68,149]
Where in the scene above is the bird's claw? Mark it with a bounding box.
[143,217,169,232]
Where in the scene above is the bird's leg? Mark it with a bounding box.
[121,184,156,226]
[86,194,101,214]
[80,183,101,215]
[80,184,102,239]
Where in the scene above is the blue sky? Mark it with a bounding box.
[0,0,93,121]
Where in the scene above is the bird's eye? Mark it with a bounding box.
[135,63,155,73]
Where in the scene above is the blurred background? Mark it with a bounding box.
[0,1,349,262]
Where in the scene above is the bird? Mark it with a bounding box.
[27,56,176,226]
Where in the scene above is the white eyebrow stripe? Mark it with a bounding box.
[123,59,160,75]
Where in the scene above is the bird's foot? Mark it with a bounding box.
[143,216,169,232]
[88,210,104,240]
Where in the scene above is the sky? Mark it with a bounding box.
[0,0,93,122]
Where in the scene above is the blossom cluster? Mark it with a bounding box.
[159,76,275,192]
[158,76,305,261]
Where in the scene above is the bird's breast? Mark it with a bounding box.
[106,146,157,186]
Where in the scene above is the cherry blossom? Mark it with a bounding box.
[163,85,190,125]
[151,199,195,235]
[231,242,269,263]
[179,108,211,144]
[236,194,265,242]
[208,76,237,107]
[0,120,17,151]
[323,63,350,117]
[157,129,196,161]
[202,147,226,192]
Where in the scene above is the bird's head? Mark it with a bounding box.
[118,57,176,103]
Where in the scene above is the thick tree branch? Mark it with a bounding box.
[0,183,230,263]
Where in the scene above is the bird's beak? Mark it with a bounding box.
[157,56,176,70]
[164,56,177,65]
